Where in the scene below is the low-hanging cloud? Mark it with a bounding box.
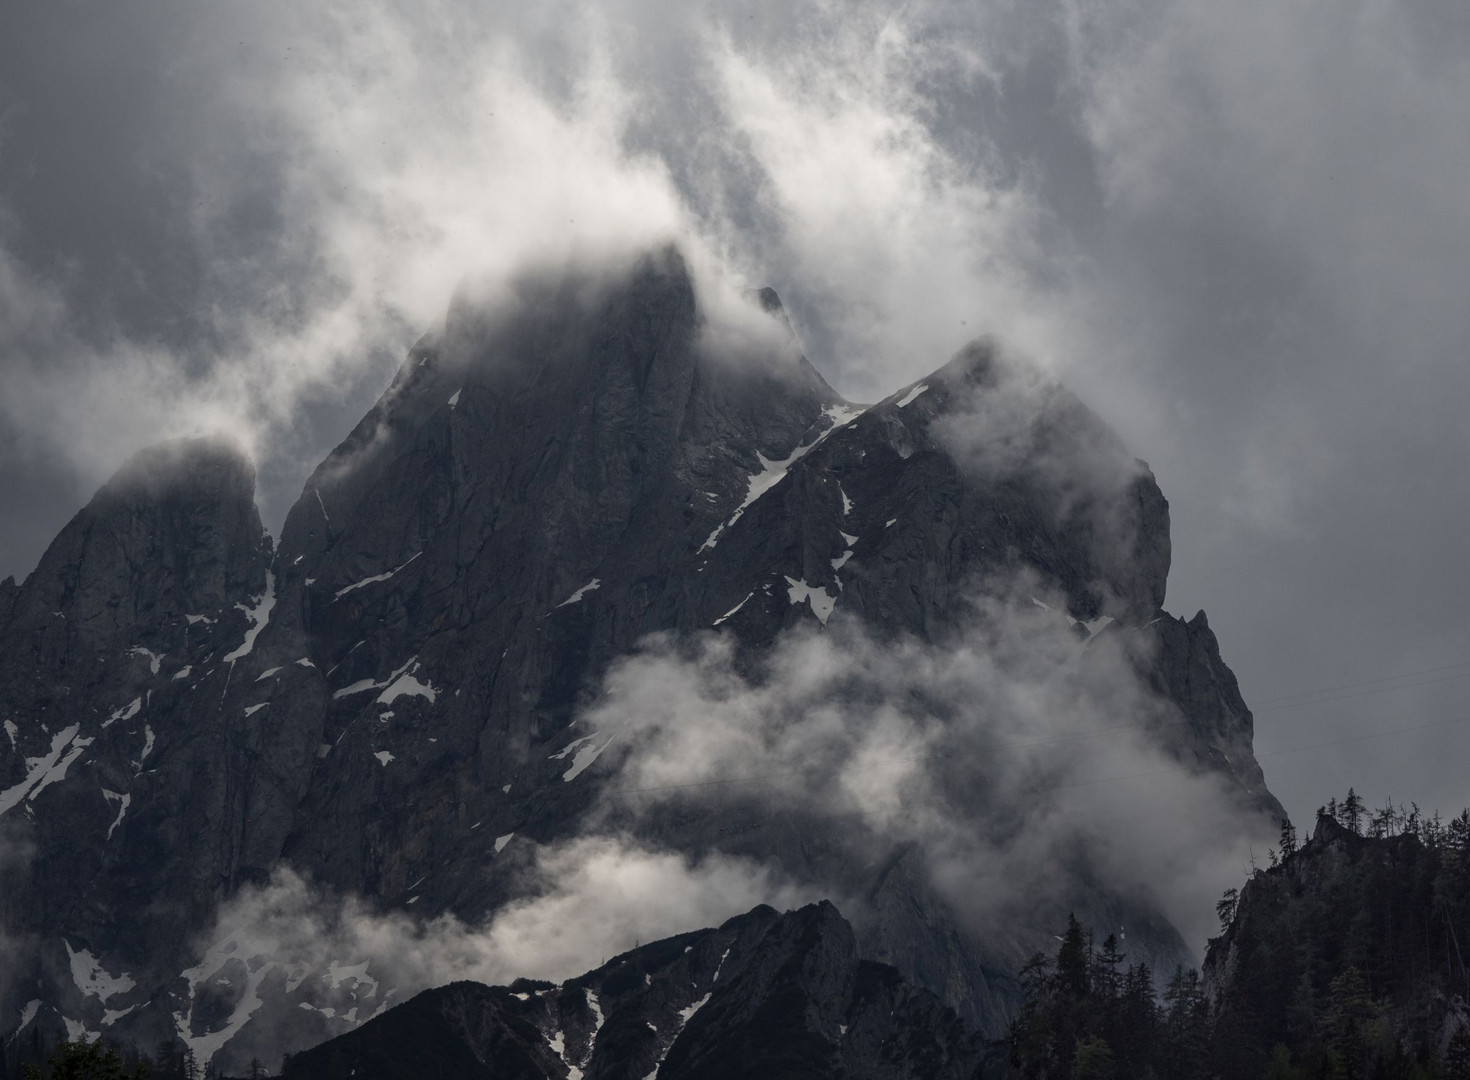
[197,837,807,993]
[174,834,813,1067]
[581,572,1272,955]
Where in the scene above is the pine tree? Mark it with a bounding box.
[21,1039,151,1080]
[1114,963,1158,1077]
[1056,913,1090,1000]
[1008,952,1054,1079]
[1324,967,1376,1078]
[1092,933,1125,1004]
[1341,788,1365,834]
[153,1041,185,1080]
[1161,967,1209,1080]
[1216,887,1239,932]
[1445,1026,1470,1080]
[1262,1043,1306,1080]
[1368,800,1396,838]
[1279,818,1298,858]
[1073,1036,1115,1079]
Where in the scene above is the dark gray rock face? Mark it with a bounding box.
[0,246,1282,1070]
[0,436,281,1055]
[281,902,993,1080]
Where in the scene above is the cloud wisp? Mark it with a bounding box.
[0,0,1066,548]
[584,574,1272,955]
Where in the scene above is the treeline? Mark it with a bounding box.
[1008,792,1470,1080]
[3,1036,270,1080]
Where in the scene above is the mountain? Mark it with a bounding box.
[280,901,993,1080]
[0,245,1282,1074]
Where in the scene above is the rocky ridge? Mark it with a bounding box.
[280,901,992,1080]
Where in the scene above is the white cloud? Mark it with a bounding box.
[188,836,810,1017]
[584,575,1273,952]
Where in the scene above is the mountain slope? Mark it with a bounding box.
[280,901,992,1080]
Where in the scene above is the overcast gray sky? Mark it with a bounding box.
[1,0,1467,830]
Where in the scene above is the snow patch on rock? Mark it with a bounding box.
[377,670,439,705]
[66,941,136,1002]
[784,577,837,624]
[562,735,617,782]
[334,553,422,600]
[104,697,142,728]
[895,383,929,407]
[0,725,82,818]
[102,790,131,840]
[127,647,163,675]
[223,572,275,663]
[556,578,602,608]
[713,592,753,626]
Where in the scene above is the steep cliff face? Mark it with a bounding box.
[0,247,1281,1071]
[281,902,994,1080]
[0,436,276,929]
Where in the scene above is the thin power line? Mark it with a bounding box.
[1253,660,1470,708]
[1254,671,1470,712]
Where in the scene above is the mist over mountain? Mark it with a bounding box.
[0,248,1286,1074]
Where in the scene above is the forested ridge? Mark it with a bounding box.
[1008,794,1470,1080]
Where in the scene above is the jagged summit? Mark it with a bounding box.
[102,433,255,499]
[8,433,267,642]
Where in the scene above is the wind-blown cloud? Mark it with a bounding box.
[0,0,1064,540]
[581,573,1271,955]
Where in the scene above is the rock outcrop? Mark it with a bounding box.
[1201,810,1470,1079]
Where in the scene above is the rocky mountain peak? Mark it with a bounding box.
[101,434,255,503]
[0,246,1284,1072]
[9,433,268,645]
